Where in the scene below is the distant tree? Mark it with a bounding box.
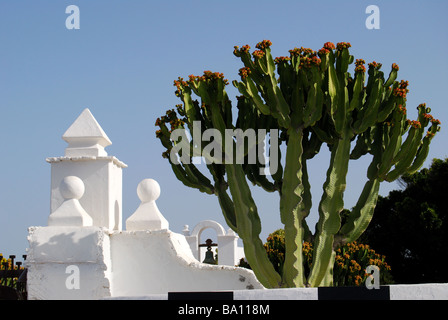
[359,158,448,284]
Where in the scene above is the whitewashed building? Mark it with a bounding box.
[26,109,262,300]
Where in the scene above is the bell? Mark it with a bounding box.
[202,248,216,264]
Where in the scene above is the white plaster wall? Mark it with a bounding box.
[389,283,448,300]
[108,162,123,231]
[109,230,263,297]
[233,288,318,300]
[49,158,124,230]
[217,235,239,266]
[26,226,112,300]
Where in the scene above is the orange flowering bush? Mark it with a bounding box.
[239,231,393,287]
[263,230,286,274]
[333,241,393,286]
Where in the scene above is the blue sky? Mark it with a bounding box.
[1,0,447,257]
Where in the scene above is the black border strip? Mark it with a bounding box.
[168,291,234,300]
[318,285,390,300]
[168,286,391,300]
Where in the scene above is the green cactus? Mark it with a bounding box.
[155,41,441,288]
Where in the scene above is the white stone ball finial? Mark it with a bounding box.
[126,178,169,231]
[48,176,93,227]
[137,179,160,203]
[60,176,85,200]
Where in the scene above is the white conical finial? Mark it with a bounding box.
[126,179,169,231]
[48,176,93,226]
[62,108,112,157]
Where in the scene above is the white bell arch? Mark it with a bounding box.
[183,220,242,266]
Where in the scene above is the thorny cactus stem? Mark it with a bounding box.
[155,40,441,288]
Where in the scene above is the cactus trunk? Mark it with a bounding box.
[226,164,282,288]
[280,127,307,287]
[308,129,351,286]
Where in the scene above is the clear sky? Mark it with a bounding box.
[1,0,447,258]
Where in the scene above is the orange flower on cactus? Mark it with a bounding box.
[337,42,351,50]
[252,50,265,59]
[318,48,330,56]
[173,77,188,90]
[368,61,382,69]
[399,80,409,89]
[410,120,422,129]
[397,104,407,115]
[256,40,272,50]
[393,87,408,98]
[274,56,291,64]
[238,67,251,80]
[233,45,251,56]
[355,64,366,73]
[323,42,336,50]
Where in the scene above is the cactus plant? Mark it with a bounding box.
[155,40,441,288]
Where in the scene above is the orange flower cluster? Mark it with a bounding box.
[174,77,188,92]
[238,67,251,80]
[355,59,366,73]
[318,47,330,56]
[274,56,291,64]
[431,118,441,125]
[393,80,410,98]
[397,104,407,115]
[333,241,392,286]
[416,104,441,126]
[252,50,265,59]
[233,44,251,57]
[287,47,321,69]
[323,42,336,50]
[263,233,286,273]
[406,120,422,129]
[368,61,382,69]
[336,42,351,50]
[0,255,24,271]
[188,70,228,85]
[289,46,316,57]
[300,56,321,69]
[392,63,399,71]
[399,80,409,88]
[256,40,272,50]
[395,89,408,98]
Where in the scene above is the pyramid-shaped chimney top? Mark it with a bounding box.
[62,108,112,157]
